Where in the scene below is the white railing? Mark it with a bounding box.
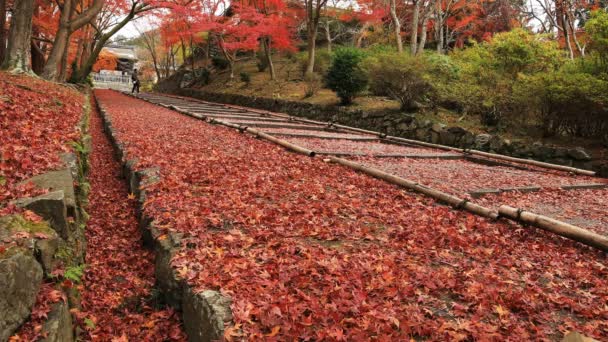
[91,72,133,91]
[92,73,132,84]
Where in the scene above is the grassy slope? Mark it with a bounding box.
[194,55,606,157]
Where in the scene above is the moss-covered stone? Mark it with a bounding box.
[0,215,60,276]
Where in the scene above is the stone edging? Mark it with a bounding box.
[93,96,234,342]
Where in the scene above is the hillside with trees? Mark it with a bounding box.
[133,0,608,163]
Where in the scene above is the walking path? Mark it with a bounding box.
[79,97,185,340]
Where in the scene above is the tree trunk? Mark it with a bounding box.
[324,21,332,53]
[205,38,210,67]
[218,38,235,79]
[0,0,7,63]
[42,0,103,80]
[31,41,45,74]
[41,0,72,79]
[58,32,71,81]
[74,5,137,83]
[263,37,275,80]
[555,1,574,60]
[2,0,34,72]
[435,0,443,54]
[305,0,322,76]
[355,22,369,48]
[410,0,420,55]
[180,38,186,67]
[190,36,194,71]
[417,16,428,54]
[389,0,403,53]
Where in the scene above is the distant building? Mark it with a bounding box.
[102,45,138,74]
[93,45,138,91]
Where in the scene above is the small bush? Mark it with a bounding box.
[212,56,230,70]
[362,52,435,111]
[444,29,565,126]
[240,72,251,84]
[325,47,368,105]
[515,66,608,138]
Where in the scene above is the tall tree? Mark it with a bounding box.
[389,0,403,52]
[41,0,104,80]
[73,0,152,83]
[0,0,7,62]
[303,0,328,75]
[249,0,296,80]
[2,0,34,72]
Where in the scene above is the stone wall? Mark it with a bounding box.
[0,96,92,342]
[174,88,607,177]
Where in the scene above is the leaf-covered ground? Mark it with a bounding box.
[283,137,456,155]
[261,128,375,139]
[352,156,605,194]
[95,90,608,340]
[76,96,185,340]
[0,72,84,213]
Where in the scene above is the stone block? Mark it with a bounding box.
[0,249,43,341]
[41,301,73,342]
[568,147,592,161]
[182,287,233,342]
[14,191,70,240]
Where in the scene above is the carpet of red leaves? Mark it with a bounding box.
[95,90,608,341]
[352,157,606,194]
[76,96,185,340]
[261,128,374,139]
[283,137,454,155]
[0,72,84,213]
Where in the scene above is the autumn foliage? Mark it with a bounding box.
[91,50,118,73]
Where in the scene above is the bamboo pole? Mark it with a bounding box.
[499,206,608,252]
[329,156,499,219]
[467,150,596,176]
[247,128,316,157]
[386,135,462,152]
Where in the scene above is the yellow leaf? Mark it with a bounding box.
[266,326,281,337]
[127,193,135,200]
[494,304,509,318]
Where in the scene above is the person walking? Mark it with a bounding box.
[131,68,140,94]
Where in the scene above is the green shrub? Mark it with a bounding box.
[515,66,608,138]
[325,47,368,105]
[362,52,435,111]
[212,56,230,70]
[240,71,251,84]
[446,29,565,125]
[585,10,608,72]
